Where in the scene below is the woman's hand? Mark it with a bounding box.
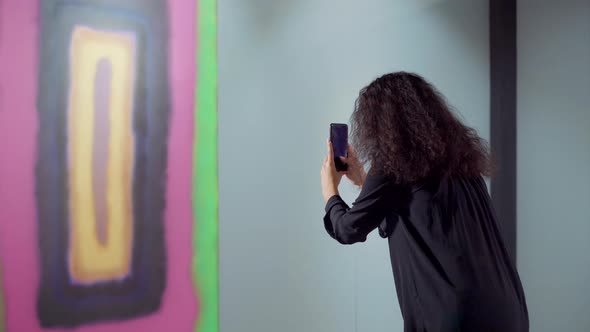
[321,139,344,202]
[341,144,367,189]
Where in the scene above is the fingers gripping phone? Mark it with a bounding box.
[330,123,348,172]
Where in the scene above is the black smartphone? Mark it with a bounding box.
[330,123,348,172]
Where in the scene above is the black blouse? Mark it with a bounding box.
[324,173,529,332]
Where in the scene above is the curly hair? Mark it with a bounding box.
[351,72,491,184]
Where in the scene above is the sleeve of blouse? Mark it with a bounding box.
[323,173,397,244]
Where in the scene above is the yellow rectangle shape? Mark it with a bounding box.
[67,26,136,284]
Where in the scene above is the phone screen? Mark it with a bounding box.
[330,123,348,171]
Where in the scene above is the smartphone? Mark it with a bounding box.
[330,123,348,172]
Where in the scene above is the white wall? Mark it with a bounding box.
[517,1,590,331]
[218,0,489,331]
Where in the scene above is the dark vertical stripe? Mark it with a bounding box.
[93,58,111,247]
[490,0,517,262]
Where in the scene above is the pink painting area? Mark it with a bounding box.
[0,0,198,330]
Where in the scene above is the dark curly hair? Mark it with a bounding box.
[351,72,491,184]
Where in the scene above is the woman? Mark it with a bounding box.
[320,72,529,331]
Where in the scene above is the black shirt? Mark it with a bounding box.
[324,174,529,332]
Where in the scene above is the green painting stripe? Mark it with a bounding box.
[193,0,218,331]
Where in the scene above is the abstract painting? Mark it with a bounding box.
[36,0,169,327]
[0,0,217,330]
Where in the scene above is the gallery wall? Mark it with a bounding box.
[218,0,489,331]
[517,0,590,331]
